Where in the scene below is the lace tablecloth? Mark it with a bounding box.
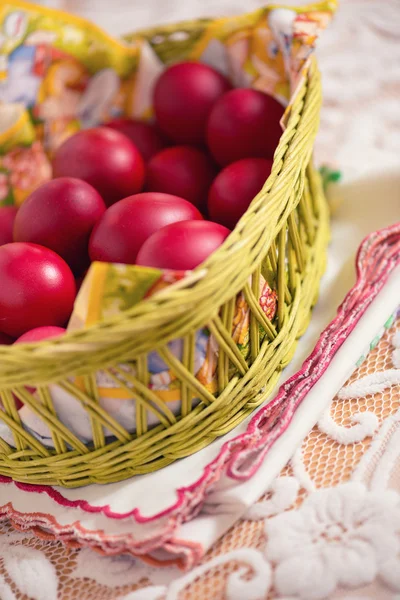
[1,0,400,598]
[1,313,400,600]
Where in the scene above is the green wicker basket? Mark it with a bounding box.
[0,2,331,487]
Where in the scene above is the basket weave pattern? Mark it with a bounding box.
[0,56,329,487]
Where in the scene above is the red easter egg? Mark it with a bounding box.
[0,206,18,246]
[89,192,203,265]
[154,62,232,145]
[14,326,66,408]
[208,158,273,229]
[52,127,145,206]
[16,326,66,344]
[75,271,87,293]
[106,118,168,162]
[146,146,216,211]
[0,331,14,345]
[136,220,230,270]
[0,243,76,338]
[206,88,284,165]
[14,177,106,274]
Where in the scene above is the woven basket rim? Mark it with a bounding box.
[0,57,320,368]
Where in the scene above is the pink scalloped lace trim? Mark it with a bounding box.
[0,507,201,569]
[226,223,400,479]
[0,223,399,562]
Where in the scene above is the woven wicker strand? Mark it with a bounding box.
[0,55,329,486]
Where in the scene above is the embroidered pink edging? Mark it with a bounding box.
[226,223,400,478]
[0,455,224,523]
[0,505,200,563]
[1,223,399,538]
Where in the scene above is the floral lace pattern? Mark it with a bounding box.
[0,312,399,600]
[266,482,400,599]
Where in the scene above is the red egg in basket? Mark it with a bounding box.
[208,158,273,229]
[13,326,66,409]
[146,146,216,211]
[52,127,145,207]
[89,192,203,265]
[0,331,14,345]
[16,326,66,344]
[206,88,284,166]
[136,219,231,270]
[0,206,18,246]
[0,243,76,338]
[106,118,168,162]
[14,177,106,274]
[154,61,232,145]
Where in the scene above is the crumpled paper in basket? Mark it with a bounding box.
[0,1,335,158]
[0,0,335,445]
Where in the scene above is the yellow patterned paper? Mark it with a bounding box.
[0,103,51,204]
[0,0,335,159]
[67,261,277,417]
[68,263,222,412]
